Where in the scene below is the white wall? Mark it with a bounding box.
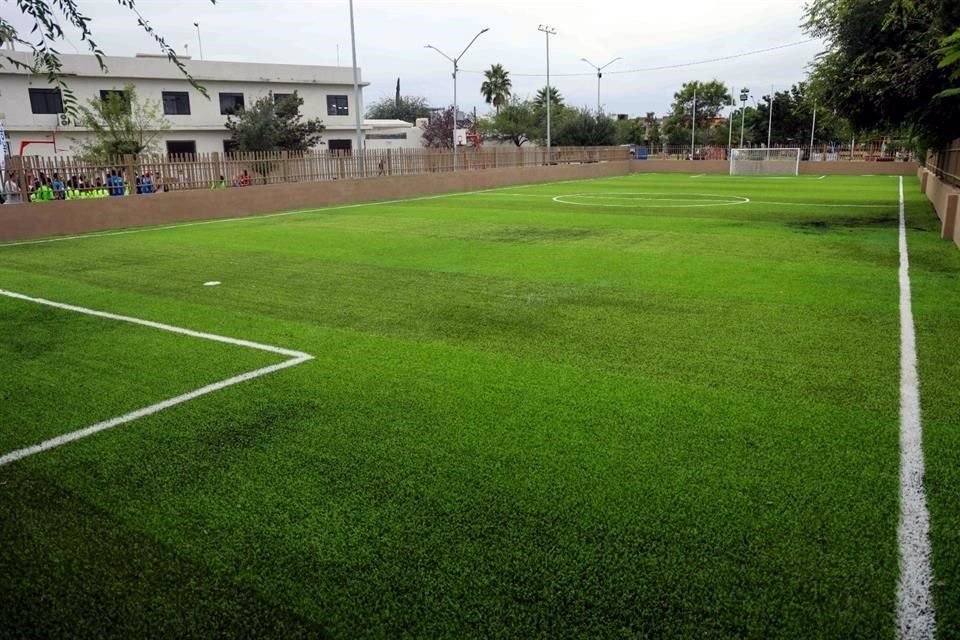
[0,53,366,157]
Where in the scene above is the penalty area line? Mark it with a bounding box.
[895,176,935,640]
[0,289,313,467]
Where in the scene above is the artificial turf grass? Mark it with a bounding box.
[0,294,282,452]
[0,174,934,638]
[903,183,960,640]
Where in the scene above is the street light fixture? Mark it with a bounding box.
[739,87,750,148]
[538,25,557,163]
[193,22,204,61]
[425,27,490,171]
[580,56,621,113]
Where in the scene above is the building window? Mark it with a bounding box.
[328,139,352,152]
[100,89,131,113]
[166,140,197,157]
[219,92,245,115]
[366,133,408,140]
[327,95,349,116]
[273,93,293,104]
[223,139,239,154]
[162,91,191,115]
[28,88,64,114]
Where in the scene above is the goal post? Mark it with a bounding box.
[729,148,801,176]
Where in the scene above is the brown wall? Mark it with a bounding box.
[919,167,960,248]
[0,161,631,242]
[629,159,918,175]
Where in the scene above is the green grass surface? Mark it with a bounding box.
[0,173,955,638]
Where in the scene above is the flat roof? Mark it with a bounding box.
[2,51,368,86]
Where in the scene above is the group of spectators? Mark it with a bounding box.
[0,169,169,204]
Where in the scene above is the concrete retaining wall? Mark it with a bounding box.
[919,167,960,248]
[0,161,631,242]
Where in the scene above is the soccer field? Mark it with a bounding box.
[1,173,958,638]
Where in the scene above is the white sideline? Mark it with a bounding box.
[895,176,935,640]
[0,289,313,467]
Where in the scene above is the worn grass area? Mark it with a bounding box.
[0,173,954,638]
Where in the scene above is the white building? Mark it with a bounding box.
[363,118,425,149]
[0,52,369,157]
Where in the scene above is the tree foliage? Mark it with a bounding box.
[552,108,616,146]
[804,0,960,150]
[480,63,512,113]
[533,86,564,108]
[226,92,325,153]
[365,95,431,122]
[1,0,213,113]
[72,84,170,158]
[421,108,454,149]
[484,98,536,146]
[737,83,853,146]
[662,80,732,145]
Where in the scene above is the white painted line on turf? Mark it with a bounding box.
[690,174,705,178]
[0,289,313,467]
[203,281,221,287]
[818,175,826,180]
[895,176,936,640]
[747,200,897,209]
[553,193,750,208]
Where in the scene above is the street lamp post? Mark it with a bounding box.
[739,87,749,148]
[425,27,490,171]
[348,0,364,165]
[538,25,557,163]
[580,57,621,113]
[193,22,204,60]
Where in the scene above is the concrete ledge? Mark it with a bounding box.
[0,161,631,242]
[918,168,960,248]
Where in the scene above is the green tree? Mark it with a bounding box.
[421,108,454,149]
[804,0,960,150]
[486,98,536,146]
[366,95,431,122]
[614,117,646,145]
[662,80,732,145]
[533,86,564,108]
[552,108,616,146]
[226,92,325,152]
[1,0,212,112]
[935,28,960,98]
[72,84,170,158]
[480,64,512,114]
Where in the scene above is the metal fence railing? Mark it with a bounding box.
[635,143,916,162]
[4,146,630,203]
[926,143,960,188]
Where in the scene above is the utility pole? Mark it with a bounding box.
[690,84,697,159]
[538,25,557,163]
[348,0,364,163]
[727,85,734,152]
[580,57,621,113]
[426,28,490,171]
[809,99,817,154]
[767,84,774,148]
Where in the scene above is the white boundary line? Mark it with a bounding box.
[0,289,313,467]
[895,176,936,639]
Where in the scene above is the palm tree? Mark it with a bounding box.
[481,64,513,113]
[534,86,564,108]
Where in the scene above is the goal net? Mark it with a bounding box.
[729,148,801,176]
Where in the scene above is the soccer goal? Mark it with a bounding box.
[729,148,801,176]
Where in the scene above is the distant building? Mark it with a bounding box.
[363,119,424,149]
[0,52,370,156]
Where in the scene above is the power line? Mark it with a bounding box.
[461,39,818,78]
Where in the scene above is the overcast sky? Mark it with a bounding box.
[9,0,825,116]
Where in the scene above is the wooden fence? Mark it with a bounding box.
[927,141,960,188]
[6,146,629,199]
